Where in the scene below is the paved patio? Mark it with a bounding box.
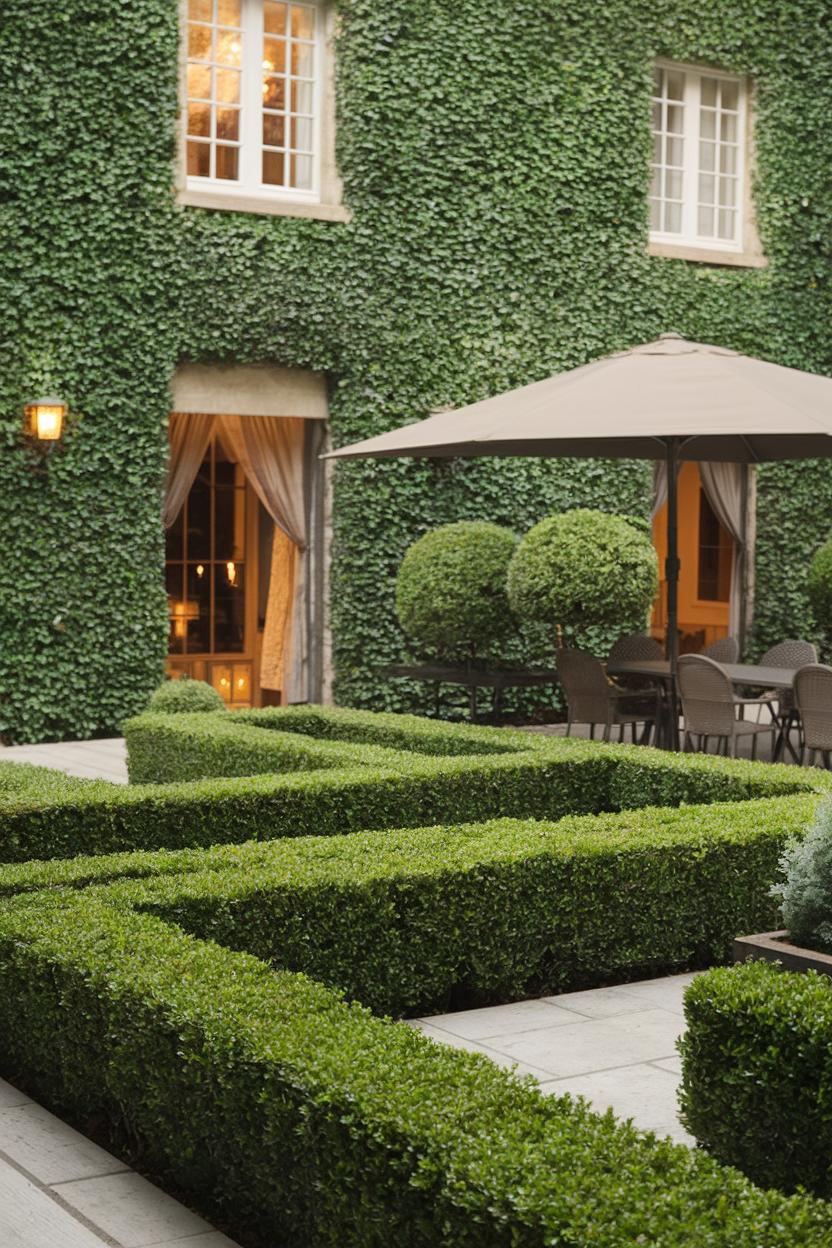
[0,738,129,784]
[412,971,695,1144]
[0,1076,239,1248]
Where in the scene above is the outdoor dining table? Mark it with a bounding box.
[377,661,560,723]
[607,659,800,757]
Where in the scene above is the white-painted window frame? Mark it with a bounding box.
[650,59,748,256]
[185,0,324,206]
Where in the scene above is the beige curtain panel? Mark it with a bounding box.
[164,411,215,528]
[699,461,745,639]
[218,414,308,701]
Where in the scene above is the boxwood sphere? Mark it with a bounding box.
[396,521,517,658]
[507,509,659,631]
[808,538,832,632]
[147,678,227,715]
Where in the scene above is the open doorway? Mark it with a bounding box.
[164,364,329,707]
[651,461,735,653]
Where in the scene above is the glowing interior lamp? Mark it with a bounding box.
[226,561,237,586]
[169,599,200,639]
[25,396,67,442]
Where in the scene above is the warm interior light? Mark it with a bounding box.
[25,396,67,442]
[196,564,205,578]
[226,560,237,585]
[169,598,200,639]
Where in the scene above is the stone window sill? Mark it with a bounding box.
[178,188,351,223]
[648,240,767,269]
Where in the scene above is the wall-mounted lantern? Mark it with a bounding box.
[24,396,67,443]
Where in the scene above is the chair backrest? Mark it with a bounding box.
[759,639,818,668]
[794,664,832,753]
[608,633,664,664]
[702,636,739,664]
[557,648,611,723]
[677,653,736,737]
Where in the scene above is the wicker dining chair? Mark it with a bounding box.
[736,638,818,727]
[701,636,740,663]
[557,647,658,743]
[607,634,664,664]
[677,654,776,759]
[793,664,832,768]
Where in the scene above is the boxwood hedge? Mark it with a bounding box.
[680,961,832,1198]
[1,881,832,1245]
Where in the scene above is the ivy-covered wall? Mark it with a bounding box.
[1,0,831,741]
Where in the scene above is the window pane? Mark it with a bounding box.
[263,150,285,184]
[699,173,715,205]
[652,100,662,130]
[186,564,211,653]
[292,79,313,112]
[188,102,211,137]
[291,153,313,189]
[187,140,211,177]
[291,4,316,39]
[718,208,736,240]
[699,109,716,140]
[699,140,715,172]
[215,68,241,103]
[652,132,661,163]
[291,41,314,77]
[719,178,736,207]
[698,205,715,236]
[263,112,285,146]
[666,104,683,135]
[666,71,685,100]
[214,566,245,652]
[215,144,239,180]
[216,106,240,140]
[263,76,286,109]
[720,112,737,143]
[218,0,241,24]
[649,199,661,229]
[649,168,661,198]
[720,145,737,175]
[664,201,682,233]
[187,64,212,99]
[216,28,242,66]
[187,484,211,559]
[265,1,288,33]
[166,564,185,655]
[188,23,212,60]
[665,169,682,200]
[214,489,244,559]
[700,77,718,107]
[665,135,683,166]
[263,37,286,73]
[166,506,184,561]
[189,0,212,19]
[292,115,313,151]
[721,79,739,111]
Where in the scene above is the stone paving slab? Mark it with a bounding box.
[413,972,698,1144]
[0,1077,240,1248]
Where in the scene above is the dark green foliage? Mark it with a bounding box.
[679,962,832,1198]
[507,510,658,638]
[147,678,227,716]
[395,521,517,658]
[90,795,814,1015]
[2,880,832,1242]
[807,536,832,639]
[2,2,832,740]
[0,707,824,864]
[771,797,832,952]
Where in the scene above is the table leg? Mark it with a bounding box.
[492,687,504,725]
[469,686,478,723]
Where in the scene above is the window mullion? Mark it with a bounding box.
[684,73,699,244]
[240,0,262,191]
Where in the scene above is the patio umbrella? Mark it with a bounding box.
[327,333,832,721]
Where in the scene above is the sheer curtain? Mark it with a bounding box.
[699,461,746,640]
[164,412,215,528]
[218,415,308,701]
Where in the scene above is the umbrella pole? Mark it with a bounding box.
[665,437,680,749]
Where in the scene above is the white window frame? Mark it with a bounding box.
[649,60,762,265]
[180,0,346,220]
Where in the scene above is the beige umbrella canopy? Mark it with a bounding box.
[327,333,832,717]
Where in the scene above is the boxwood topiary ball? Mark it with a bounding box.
[147,678,227,715]
[507,509,658,632]
[808,537,832,633]
[396,521,517,659]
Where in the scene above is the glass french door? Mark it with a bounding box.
[165,430,258,705]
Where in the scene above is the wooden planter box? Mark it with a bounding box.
[733,930,832,977]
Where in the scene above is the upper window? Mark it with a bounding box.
[650,62,747,254]
[185,0,321,203]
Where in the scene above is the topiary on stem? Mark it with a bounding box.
[808,538,832,642]
[506,509,658,644]
[396,521,517,660]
